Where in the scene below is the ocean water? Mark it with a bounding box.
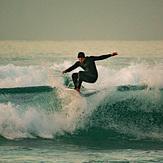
[0,40,163,162]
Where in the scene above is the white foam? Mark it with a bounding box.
[0,92,88,139]
[47,60,163,91]
[0,64,50,88]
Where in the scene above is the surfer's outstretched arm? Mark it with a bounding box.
[62,62,79,74]
[93,52,118,61]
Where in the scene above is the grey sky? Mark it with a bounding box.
[0,0,163,41]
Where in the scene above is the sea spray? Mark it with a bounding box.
[0,64,49,88]
[0,88,89,139]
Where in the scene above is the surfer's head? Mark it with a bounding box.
[78,52,85,63]
[78,52,85,58]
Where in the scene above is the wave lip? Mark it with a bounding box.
[117,85,163,91]
[0,86,53,94]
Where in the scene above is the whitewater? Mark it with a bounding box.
[0,40,163,162]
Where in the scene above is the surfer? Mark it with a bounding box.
[62,52,118,92]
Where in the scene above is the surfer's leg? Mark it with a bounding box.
[72,73,78,89]
[77,71,97,89]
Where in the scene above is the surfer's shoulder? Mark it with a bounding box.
[86,56,94,59]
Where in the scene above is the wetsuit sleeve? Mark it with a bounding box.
[65,62,79,72]
[92,54,111,61]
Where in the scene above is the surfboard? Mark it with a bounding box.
[65,88,99,97]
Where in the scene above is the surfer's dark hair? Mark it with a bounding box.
[78,52,85,58]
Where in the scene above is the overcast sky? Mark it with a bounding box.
[0,0,163,41]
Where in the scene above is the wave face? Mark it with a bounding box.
[0,61,163,142]
[88,90,163,140]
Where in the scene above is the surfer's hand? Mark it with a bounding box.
[62,70,67,74]
[111,52,118,56]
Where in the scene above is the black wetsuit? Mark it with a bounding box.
[65,54,112,89]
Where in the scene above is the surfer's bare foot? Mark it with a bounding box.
[74,88,80,92]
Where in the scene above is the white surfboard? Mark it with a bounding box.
[65,88,100,97]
